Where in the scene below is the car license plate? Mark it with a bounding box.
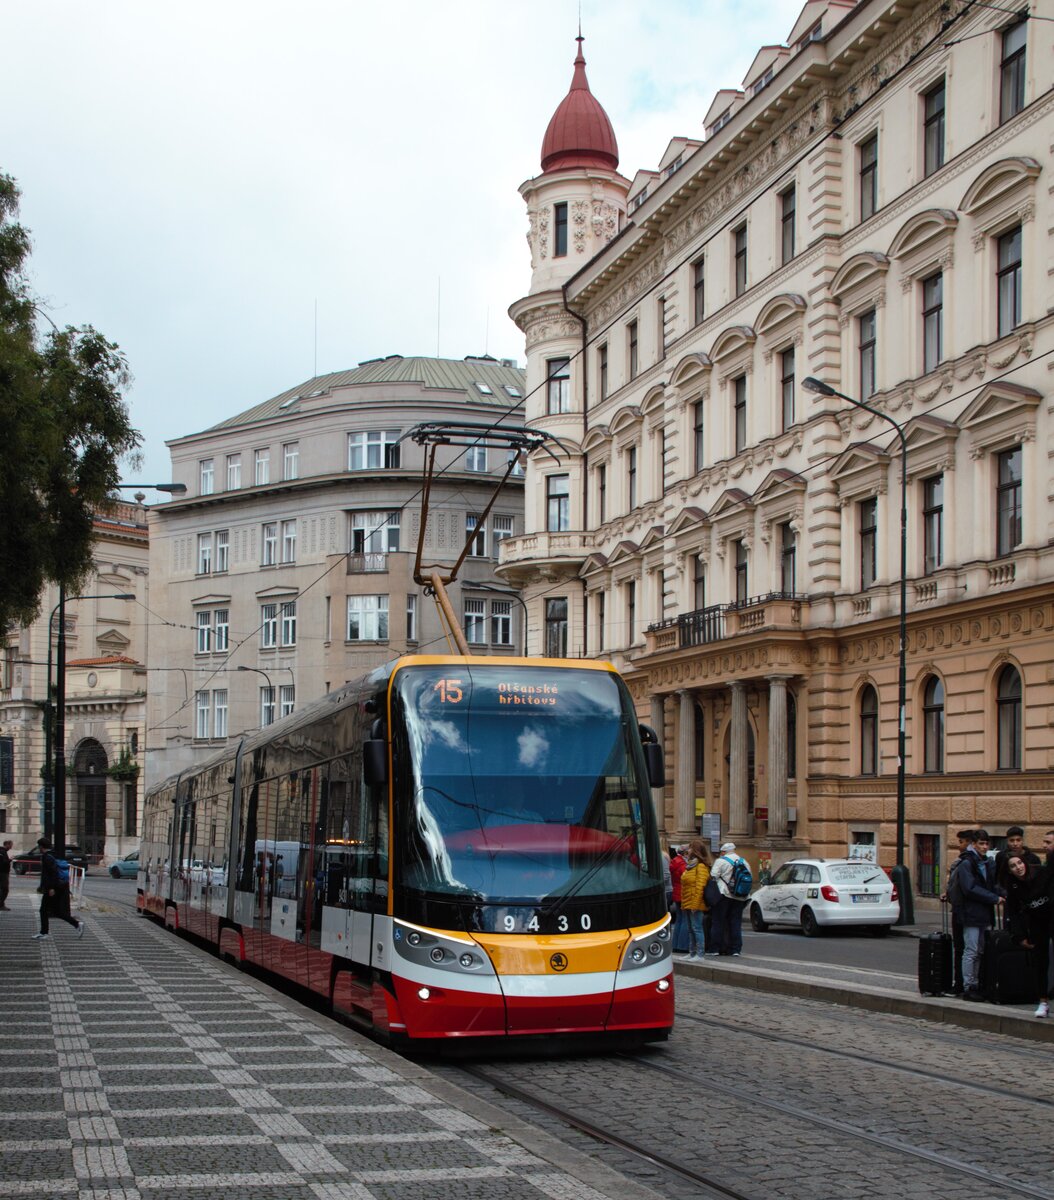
[851,894,880,903]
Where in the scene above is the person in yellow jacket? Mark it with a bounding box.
[680,840,714,959]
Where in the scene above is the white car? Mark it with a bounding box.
[748,858,899,937]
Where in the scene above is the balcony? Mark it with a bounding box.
[647,592,807,653]
[347,553,388,574]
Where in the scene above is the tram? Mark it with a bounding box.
[140,654,673,1047]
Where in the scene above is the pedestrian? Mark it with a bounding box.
[660,845,672,910]
[32,837,84,941]
[995,825,1040,893]
[669,846,689,954]
[679,840,713,959]
[1004,852,1050,1018]
[952,829,1004,1002]
[710,841,751,957]
[940,829,976,994]
[0,839,12,910]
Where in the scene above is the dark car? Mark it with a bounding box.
[12,845,89,876]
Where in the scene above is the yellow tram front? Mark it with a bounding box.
[381,657,673,1043]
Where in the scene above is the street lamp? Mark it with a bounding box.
[237,666,275,726]
[802,375,913,925]
[471,582,529,656]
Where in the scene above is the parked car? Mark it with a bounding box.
[12,844,90,875]
[109,851,139,879]
[748,858,899,937]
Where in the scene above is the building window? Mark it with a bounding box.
[280,600,297,647]
[546,474,569,532]
[692,400,704,473]
[199,459,214,495]
[466,513,486,557]
[214,689,228,738]
[693,257,705,325]
[598,343,608,400]
[464,598,486,645]
[596,589,606,650]
[1000,19,1027,123]
[996,445,1022,556]
[780,187,796,265]
[492,515,513,556]
[923,675,945,773]
[693,555,706,611]
[734,225,748,296]
[260,603,278,649]
[348,429,400,470]
[859,134,878,221]
[860,685,878,775]
[347,595,389,641]
[858,309,877,399]
[733,375,747,454]
[260,687,276,728]
[780,347,795,431]
[923,80,946,177]
[627,447,637,510]
[406,593,417,642]
[626,580,636,644]
[215,529,229,573]
[996,664,1022,770]
[253,448,270,486]
[996,225,1022,337]
[466,445,487,472]
[196,611,212,654]
[733,540,748,604]
[279,684,295,719]
[262,522,277,566]
[214,609,229,653]
[780,522,796,593]
[195,691,211,739]
[597,463,607,523]
[658,295,668,357]
[922,272,943,373]
[283,442,299,480]
[922,475,943,575]
[281,519,297,563]
[545,597,568,658]
[351,510,400,556]
[628,320,638,380]
[226,454,241,490]
[554,201,568,257]
[859,497,878,589]
[197,533,213,575]
[490,600,512,647]
[547,358,570,414]
[508,450,525,477]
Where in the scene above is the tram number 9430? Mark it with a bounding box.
[503,913,592,933]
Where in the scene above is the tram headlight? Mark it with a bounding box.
[407,932,422,946]
[418,987,431,1000]
[656,925,670,940]
[631,947,646,963]
[429,947,445,964]
[648,941,663,957]
[459,952,477,969]
[657,979,671,992]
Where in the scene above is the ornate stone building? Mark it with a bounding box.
[0,502,150,863]
[501,2,1054,902]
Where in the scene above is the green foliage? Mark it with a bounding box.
[106,747,140,780]
[0,173,142,628]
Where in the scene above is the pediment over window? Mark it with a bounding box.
[960,156,1041,218]
[753,468,806,505]
[96,629,131,654]
[256,585,299,600]
[959,381,1041,450]
[710,487,753,519]
[755,293,806,340]
[192,592,232,607]
[829,252,889,307]
[903,414,958,477]
[641,386,666,418]
[830,442,891,499]
[637,526,666,553]
[582,552,610,576]
[887,209,958,261]
[669,352,712,391]
[606,539,641,567]
[710,326,757,362]
[668,506,708,535]
[610,406,643,437]
[582,425,612,453]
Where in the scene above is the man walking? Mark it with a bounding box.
[953,829,1004,1002]
[0,839,12,910]
[32,837,84,941]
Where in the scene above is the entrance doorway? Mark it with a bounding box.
[73,739,109,861]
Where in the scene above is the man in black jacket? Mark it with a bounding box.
[941,829,976,994]
[0,839,11,910]
[32,837,84,941]
[954,830,1005,1002]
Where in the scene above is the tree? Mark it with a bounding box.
[0,173,141,628]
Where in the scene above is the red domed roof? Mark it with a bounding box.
[540,36,619,174]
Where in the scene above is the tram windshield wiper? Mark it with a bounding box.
[540,822,644,921]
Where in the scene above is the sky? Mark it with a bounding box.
[4,0,807,493]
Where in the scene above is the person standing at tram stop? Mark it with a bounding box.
[1004,852,1051,1018]
[0,839,12,910]
[940,829,977,995]
[711,842,750,957]
[679,840,713,959]
[32,837,84,941]
[953,829,1004,1002]
[669,846,689,953]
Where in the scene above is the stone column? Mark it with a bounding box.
[676,689,696,836]
[649,693,666,829]
[767,675,790,837]
[728,680,749,836]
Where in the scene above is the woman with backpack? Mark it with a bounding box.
[679,840,713,959]
[32,837,84,941]
[710,842,752,957]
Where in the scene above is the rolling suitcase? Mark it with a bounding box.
[980,928,1037,1005]
[918,905,953,996]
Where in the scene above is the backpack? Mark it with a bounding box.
[724,855,753,899]
[946,858,964,907]
[54,858,70,885]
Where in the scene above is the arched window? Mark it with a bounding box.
[996,665,1022,770]
[923,676,945,773]
[860,685,878,776]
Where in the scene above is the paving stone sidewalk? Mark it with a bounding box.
[0,897,663,1200]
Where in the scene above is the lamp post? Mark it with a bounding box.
[237,666,275,726]
[802,376,913,925]
[471,582,530,656]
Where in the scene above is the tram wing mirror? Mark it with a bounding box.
[639,724,665,789]
[363,739,388,788]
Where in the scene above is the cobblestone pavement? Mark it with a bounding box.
[0,899,664,1200]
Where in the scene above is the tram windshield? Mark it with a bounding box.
[391,664,661,904]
